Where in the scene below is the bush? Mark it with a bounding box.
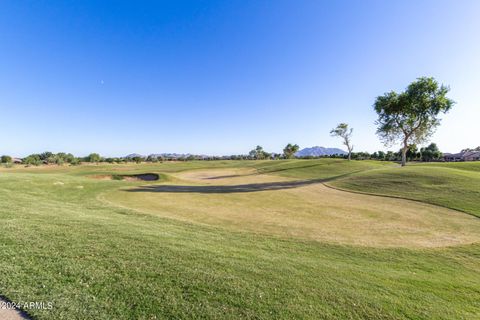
[70,158,81,166]
[1,155,12,163]
[86,153,102,163]
[23,154,42,166]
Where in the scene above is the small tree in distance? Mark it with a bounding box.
[86,153,101,163]
[131,156,143,164]
[283,143,299,159]
[374,77,454,166]
[249,145,269,160]
[461,146,480,152]
[420,143,442,162]
[1,155,12,163]
[330,123,353,160]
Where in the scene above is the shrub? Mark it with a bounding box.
[1,155,12,163]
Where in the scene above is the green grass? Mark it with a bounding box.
[331,163,480,217]
[254,158,393,179]
[1,160,479,319]
[412,161,480,172]
[3,160,256,176]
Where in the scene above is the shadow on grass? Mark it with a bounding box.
[125,172,358,194]
[205,174,246,180]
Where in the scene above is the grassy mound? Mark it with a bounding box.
[330,164,480,217]
[254,158,392,179]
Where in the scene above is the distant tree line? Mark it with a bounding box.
[22,152,79,166]
[461,146,480,152]
[362,143,443,162]
[0,141,446,168]
[289,143,443,162]
[1,152,104,166]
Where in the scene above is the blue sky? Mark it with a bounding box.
[0,0,479,157]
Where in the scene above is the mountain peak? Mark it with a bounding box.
[295,146,347,157]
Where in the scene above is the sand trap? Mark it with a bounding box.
[176,168,289,185]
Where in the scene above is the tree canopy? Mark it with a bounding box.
[283,143,299,159]
[420,143,442,162]
[86,153,102,163]
[249,146,270,160]
[1,155,12,163]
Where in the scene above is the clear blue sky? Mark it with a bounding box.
[1,0,479,157]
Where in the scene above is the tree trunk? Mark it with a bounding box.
[347,144,352,161]
[401,144,408,167]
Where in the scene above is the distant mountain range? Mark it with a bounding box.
[124,147,346,159]
[125,153,209,159]
[295,146,347,157]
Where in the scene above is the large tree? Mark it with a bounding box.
[283,143,299,159]
[330,123,353,160]
[373,77,454,166]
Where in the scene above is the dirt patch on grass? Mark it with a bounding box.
[175,168,289,185]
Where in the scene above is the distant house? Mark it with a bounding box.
[444,151,480,162]
[12,157,23,164]
[464,151,480,161]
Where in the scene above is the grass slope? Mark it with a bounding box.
[331,163,480,217]
[0,160,479,319]
[254,158,392,179]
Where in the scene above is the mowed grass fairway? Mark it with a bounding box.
[1,160,480,319]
